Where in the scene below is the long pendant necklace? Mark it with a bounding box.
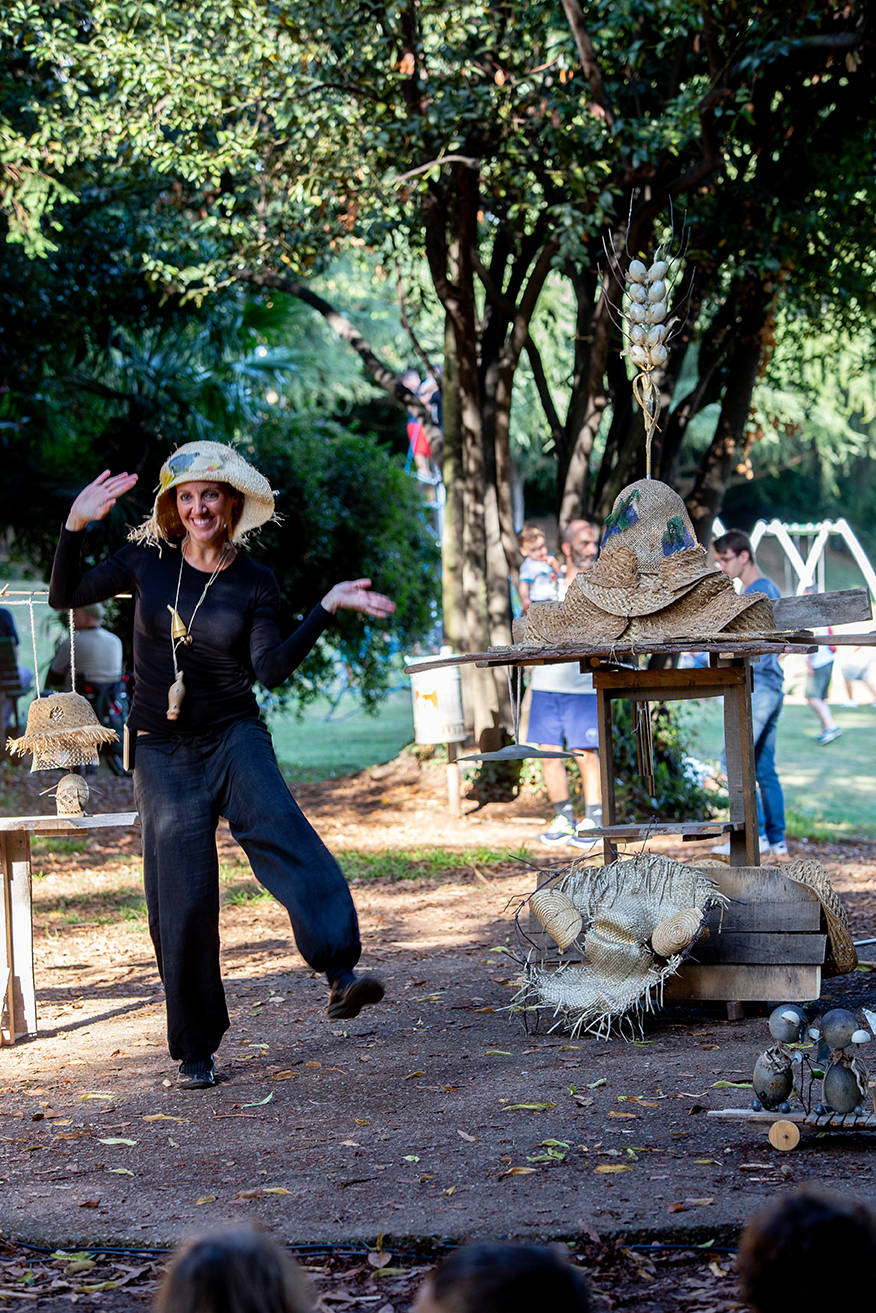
[166,539,231,720]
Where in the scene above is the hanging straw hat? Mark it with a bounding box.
[7,693,117,771]
[128,441,276,547]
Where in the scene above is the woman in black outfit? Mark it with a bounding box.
[49,442,394,1089]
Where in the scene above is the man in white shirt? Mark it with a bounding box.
[526,518,603,848]
[46,603,123,690]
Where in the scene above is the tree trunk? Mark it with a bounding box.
[686,276,772,544]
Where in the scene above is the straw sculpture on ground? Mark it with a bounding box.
[516,855,728,1039]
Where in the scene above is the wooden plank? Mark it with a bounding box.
[723,664,758,866]
[707,1109,805,1124]
[704,900,822,933]
[584,822,744,839]
[3,830,35,1039]
[593,667,746,692]
[0,813,138,833]
[773,588,872,629]
[663,962,821,1003]
[692,931,826,965]
[707,865,822,907]
[596,685,618,864]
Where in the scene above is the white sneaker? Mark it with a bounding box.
[711,834,770,855]
[840,699,859,709]
[770,840,789,857]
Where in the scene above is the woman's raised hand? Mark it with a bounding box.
[66,470,139,532]
[321,579,396,620]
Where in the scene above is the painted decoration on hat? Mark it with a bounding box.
[661,514,696,555]
[602,489,641,544]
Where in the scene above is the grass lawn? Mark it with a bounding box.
[687,698,876,840]
[267,686,415,780]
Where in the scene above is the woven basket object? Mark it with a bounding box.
[6,692,117,771]
[516,854,727,1038]
[520,478,778,649]
[129,440,276,547]
[55,772,90,816]
[530,888,583,951]
[782,858,858,977]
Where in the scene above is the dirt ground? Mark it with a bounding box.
[2,756,876,1310]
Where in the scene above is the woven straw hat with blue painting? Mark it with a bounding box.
[521,478,775,645]
[128,441,276,547]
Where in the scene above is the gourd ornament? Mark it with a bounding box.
[823,1057,869,1115]
[768,1004,807,1045]
[752,1045,794,1112]
[818,1008,860,1051]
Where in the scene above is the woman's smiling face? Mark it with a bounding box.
[175,481,237,546]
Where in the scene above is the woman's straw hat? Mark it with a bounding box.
[129,441,276,547]
[7,692,117,771]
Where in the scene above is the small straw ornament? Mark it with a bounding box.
[623,255,676,479]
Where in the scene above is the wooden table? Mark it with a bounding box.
[0,813,138,1044]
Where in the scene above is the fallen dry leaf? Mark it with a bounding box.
[263,1187,291,1195]
[499,1166,537,1178]
[195,1195,215,1205]
[272,1071,296,1081]
[368,1251,393,1269]
[687,1197,715,1207]
[109,1168,134,1176]
[502,1102,555,1112]
[457,1130,477,1143]
[79,1093,113,1101]
[594,1164,633,1174]
[76,1198,101,1208]
[709,1261,729,1277]
[235,1188,265,1199]
[444,1186,456,1196]
[98,1137,136,1146]
[403,1071,425,1080]
[667,1202,687,1213]
[578,1221,601,1245]
[608,1111,636,1119]
[142,1114,186,1122]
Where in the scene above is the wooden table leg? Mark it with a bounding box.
[0,830,36,1042]
[596,688,618,864]
[724,661,759,867]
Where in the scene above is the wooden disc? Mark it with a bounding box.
[768,1120,800,1152]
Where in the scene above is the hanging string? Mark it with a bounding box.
[68,608,77,691]
[29,596,40,698]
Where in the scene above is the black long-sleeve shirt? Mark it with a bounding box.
[49,528,331,735]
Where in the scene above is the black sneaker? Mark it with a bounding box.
[178,1056,216,1089]
[327,975,385,1020]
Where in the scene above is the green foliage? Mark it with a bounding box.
[247,415,440,709]
[610,701,712,823]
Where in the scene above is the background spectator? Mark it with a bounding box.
[414,1241,591,1313]
[154,1225,314,1313]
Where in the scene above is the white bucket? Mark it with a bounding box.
[407,653,466,744]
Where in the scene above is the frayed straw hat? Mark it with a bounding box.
[783,858,857,977]
[7,693,117,771]
[129,441,276,547]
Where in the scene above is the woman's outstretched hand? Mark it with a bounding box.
[66,470,139,533]
[322,579,396,620]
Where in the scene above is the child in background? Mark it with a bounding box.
[517,524,559,611]
[737,1186,876,1313]
[414,1241,591,1313]
[155,1226,314,1313]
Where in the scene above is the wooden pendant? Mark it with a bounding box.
[167,605,192,645]
[167,671,186,721]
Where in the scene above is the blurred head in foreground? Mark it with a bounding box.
[738,1185,876,1313]
[413,1241,591,1313]
[154,1226,313,1313]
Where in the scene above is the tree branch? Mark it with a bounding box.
[394,260,441,382]
[525,335,567,465]
[560,0,616,126]
[237,269,443,446]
